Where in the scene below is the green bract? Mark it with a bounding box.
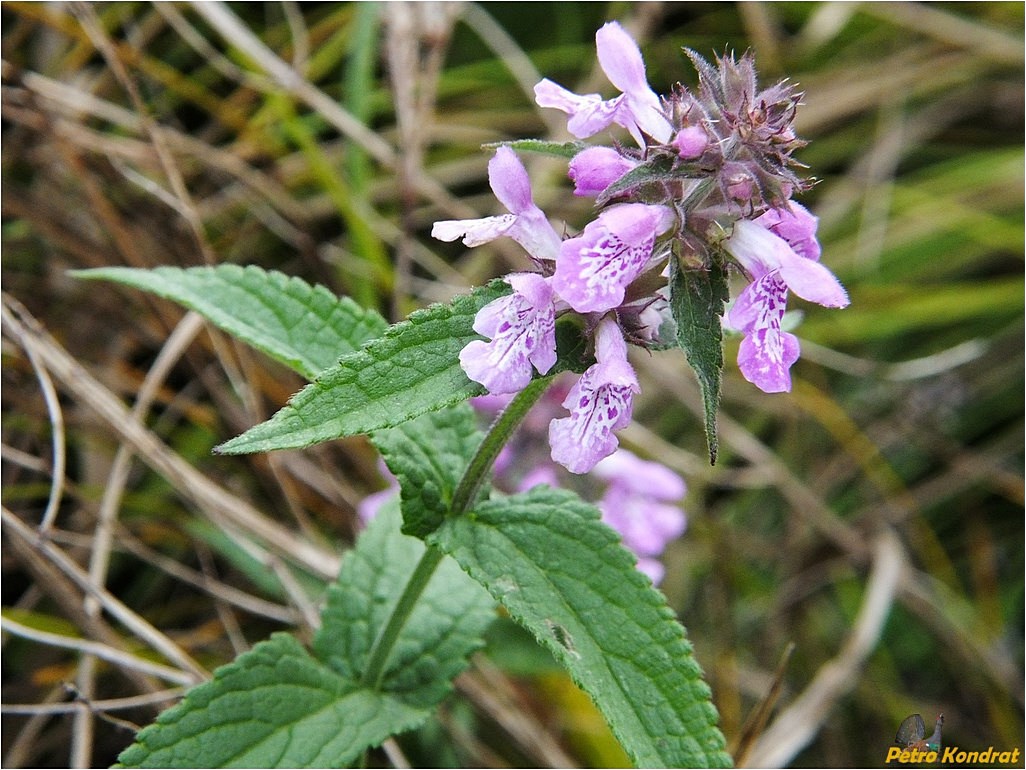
[668,257,730,464]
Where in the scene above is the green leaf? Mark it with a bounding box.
[215,282,509,454]
[73,265,388,380]
[429,486,731,769]
[669,257,729,464]
[594,158,716,209]
[484,138,586,159]
[117,633,429,768]
[371,404,484,538]
[314,500,495,706]
[595,156,676,205]
[552,314,593,373]
[119,502,494,768]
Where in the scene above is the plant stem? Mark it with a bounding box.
[449,376,552,516]
[360,544,444,689]
[360,377,553,689]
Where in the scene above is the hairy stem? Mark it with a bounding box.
[360,377,553,689]
[449,376,552,516]
[359,545,444,689]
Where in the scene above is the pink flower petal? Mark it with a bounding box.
[725,274,789,335]
[534,78,600,116]
[548,319,639,473]
[737,327,801,393]
[459,274,557,395]
[568,146,637,197]
[724,219,788,278]
[595,22,671,143]
[595,21,650,94]
[432,147,560,261]
[755,203,821,261]
[488,146,534,214]
[776,250,850,308]
[534,23,670,146]
[553,203,674,313]
[566,96,623,139]
[672,125,709,159]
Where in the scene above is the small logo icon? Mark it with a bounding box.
[895,713,945,752]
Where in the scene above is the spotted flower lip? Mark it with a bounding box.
[431,146,562,262]
[459,272,557,395]
[553,203,675,314]
[723,205,848,392]
[548,317,640,473]
[534,21,672,146]
[726,277,801,393]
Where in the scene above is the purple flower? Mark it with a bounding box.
[755,203,821,261]
[672,125,709,159]
[534,21,672,146]
[552,203,675,313]
[568,146,638,197]
[549,317,639,473]
[432,146,561,262]
[593,449,687,584]
[724,204,849,392]
[460,272,558,395]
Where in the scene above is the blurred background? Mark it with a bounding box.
[2,2,1022,767]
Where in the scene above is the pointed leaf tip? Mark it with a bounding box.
[668,257,728,464]
[73,265,388,380]
[214,282,510,454]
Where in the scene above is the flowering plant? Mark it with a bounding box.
[79,20,846,769]
[437,21,846,472]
